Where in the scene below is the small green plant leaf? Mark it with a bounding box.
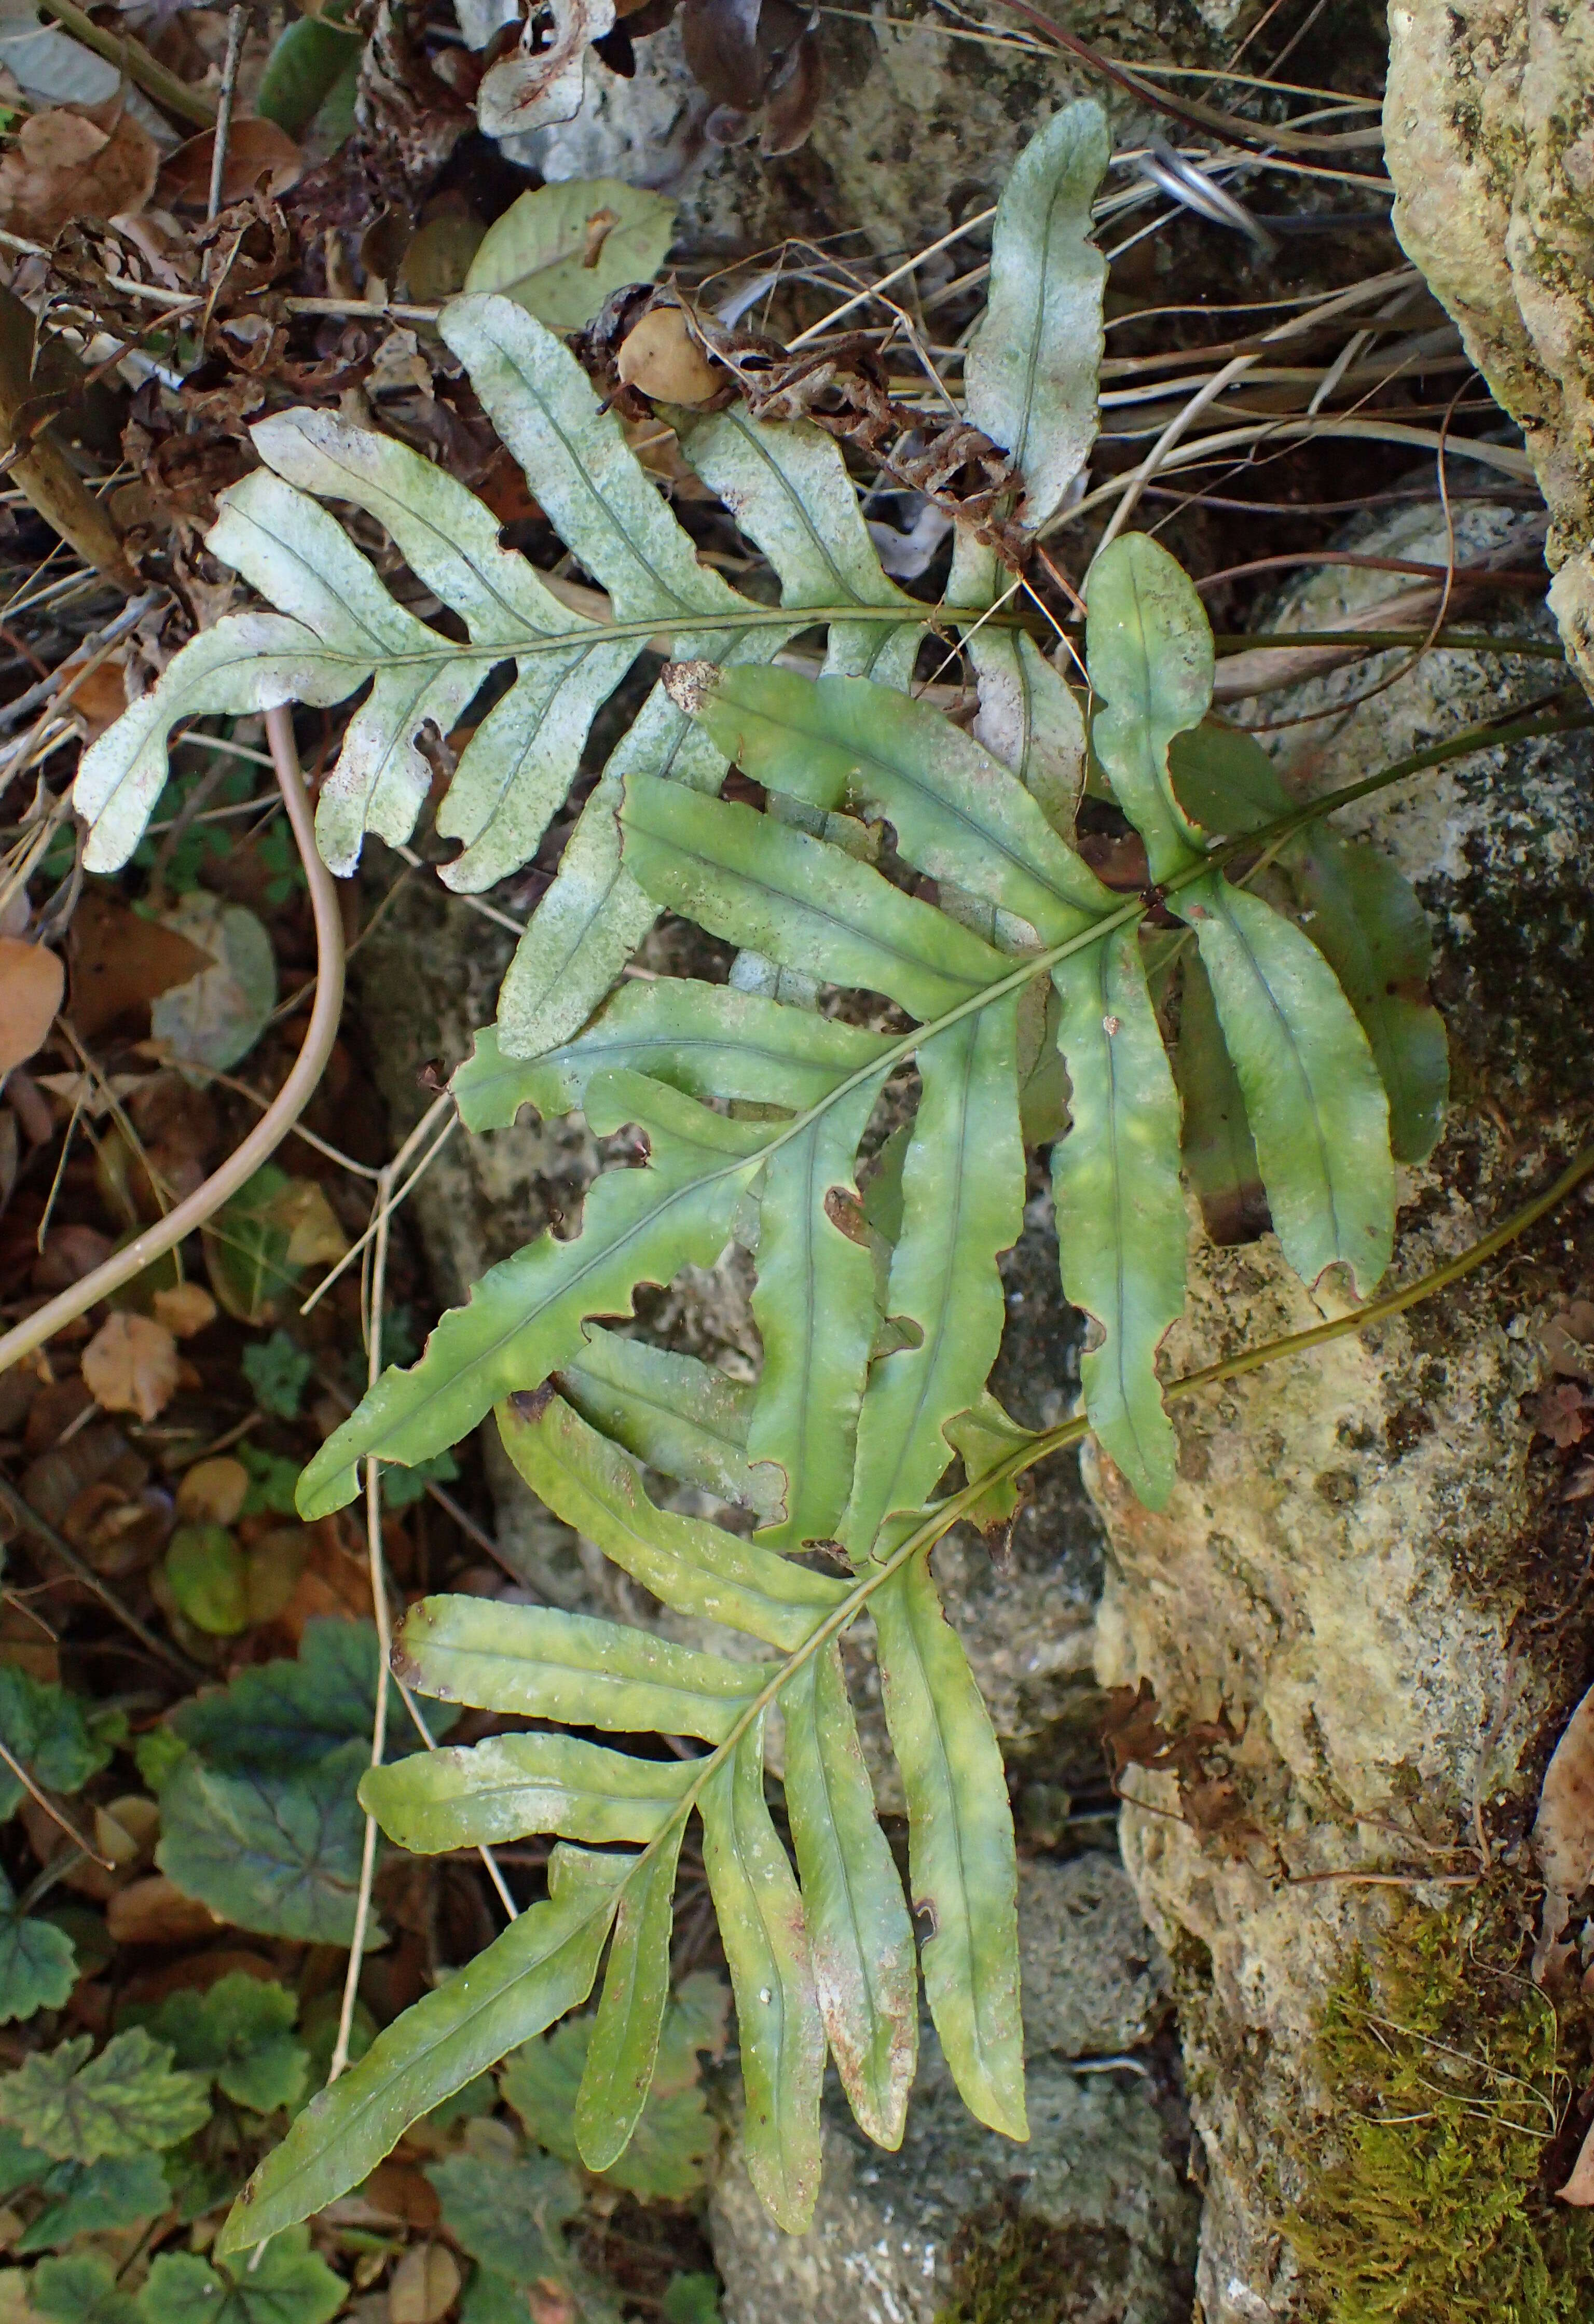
[240,1330,312,1419]
[1185,876,1395,1293]
[0,1670,111,1815]
[216,1849,625,2254]
[0,1869,76,2026]
[0,2033,210,2164]
[1086,533,1213,884]
[508,1977,723,2201]
[556,1325,782,1526]
[872,1554,1025,2142]
[16,2155,170,2254]
[172,1621,435,1768]
[29,2254,138,2324]
[464,179,677,329]
[163,1524,250,1637]
[662,2277,721,2324]
[1168,718,1447,1165]
[254,4,359,135]
[1087,534,1394,1293]
[137,1974,308,2115]
[154,1740,377,1948]
[700,1725,825,2233]
[427,2134,583,2287]
[689,665,1109,944]
[747,1074,885,1549]
[679,407,918,685]
[137,2229,343,2324]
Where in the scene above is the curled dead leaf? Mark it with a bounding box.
[105,1874,226,1947]
[0,102,159,241]
[81,1311,180,1423]
[0,937,63,1072]
[160,119,303,211]
[476,0,615,139]
[1533,1681,1594,1977]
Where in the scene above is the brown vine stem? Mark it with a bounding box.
[0,708,346,1380]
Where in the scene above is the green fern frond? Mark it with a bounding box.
[71,96,1452,2254]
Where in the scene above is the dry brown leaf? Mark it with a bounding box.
[1533,1681,1594,1976]
[1534,1380,1590,1448]
[64,659,131,744]
[105,1874,226,1946]
[1560,2114,1594,2204]
[388,2246,460,2324]
[153,1282,217,1339]
[69,890,213,1042]
[0,938,63,1073]
[175,1455,248,1525]
[81,1311,179,1422]
[0,103,159,241]
[160,118,302,210]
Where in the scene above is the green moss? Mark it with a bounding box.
[1288,1887,1594,2322]
[933,2201,1132,2324]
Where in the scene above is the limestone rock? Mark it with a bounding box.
[1090,500,1594,2320]
[1385,0,1594,690]
[709,1853,1196,2324]
[477,1,1213,260]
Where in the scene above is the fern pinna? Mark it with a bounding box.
[73,103,1443,2243]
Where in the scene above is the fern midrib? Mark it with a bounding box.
[488,326,736,626]
[719,410,906,615]
[209,603,1021,672]
[346,744,1458,1491]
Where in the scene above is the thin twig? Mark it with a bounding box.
[299,1095,456,1318]
[0,1734,116,1869]
[0,707,346,1378]
[207,7,248,223]
[328,1147,396,2084]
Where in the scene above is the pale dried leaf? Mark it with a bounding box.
[1533,1681,1594,1976]
[0,938,62,1073]
[0,102,158,239]
[81,1311,179,1422]
[175,1456,248,1525]
[153,1282,217,1339]
[388,2244,459,2324]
